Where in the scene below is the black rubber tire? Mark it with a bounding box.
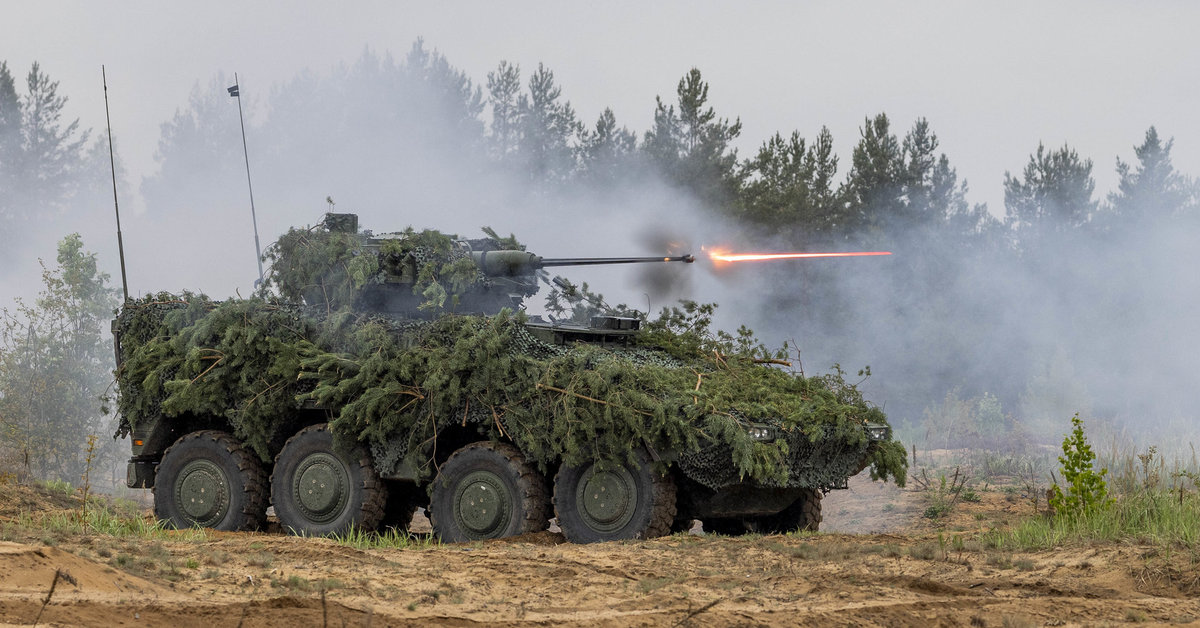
[153,430,268,531]
[747,488,823,534]
[429,441,550,543]
[270,424,387,536]
[553,449,677,543]
[379,480,423,532]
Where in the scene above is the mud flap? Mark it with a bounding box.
[126,459,156,488]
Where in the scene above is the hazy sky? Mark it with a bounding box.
[5,0,1199,217]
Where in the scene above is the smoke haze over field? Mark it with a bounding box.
[3,2,1200,460]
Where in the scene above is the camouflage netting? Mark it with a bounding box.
[261,223,534,313]
[114,220,907,491]
[114,293,317,461]
[115,299,906,490]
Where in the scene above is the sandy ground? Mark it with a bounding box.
[1,475,1198,627]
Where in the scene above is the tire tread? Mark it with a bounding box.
[429,441,550,541]
[271,423,387,535]
[154,429,268,531]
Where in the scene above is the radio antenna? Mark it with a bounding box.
[228,73,265,288]
[102,66,129,302]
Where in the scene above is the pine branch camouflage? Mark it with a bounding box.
[115,293,906,490]
[113,220,906,493]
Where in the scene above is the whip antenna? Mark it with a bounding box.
[102,66,129,302]
[228,73,264,287]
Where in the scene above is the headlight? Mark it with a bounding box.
[865,423,889,441]
[747,424,776,441]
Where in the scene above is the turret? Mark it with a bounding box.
[264,213,693,316]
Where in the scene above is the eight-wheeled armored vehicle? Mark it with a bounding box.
[113,214,905,542]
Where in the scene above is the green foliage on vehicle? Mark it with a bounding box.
[115,292,907,489]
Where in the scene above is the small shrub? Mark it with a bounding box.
[909,542,938,560]
[1048,414,1113,517]
[919,468,969,519]
[923,503,950,519]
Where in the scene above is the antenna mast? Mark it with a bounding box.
[228,73,264,287]
[102,66,129,302]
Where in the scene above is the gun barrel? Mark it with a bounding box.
[472,251,695,277]
[539,255,695,267]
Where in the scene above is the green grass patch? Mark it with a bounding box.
[988,489,1200,549]
[35,479,75,497]
[9,506,209,542]
[330,524,440,550]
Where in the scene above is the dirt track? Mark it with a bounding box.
[2,479,1198,627]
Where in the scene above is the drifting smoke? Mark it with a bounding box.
[5,42,1199,475]
[739,194,1200,450]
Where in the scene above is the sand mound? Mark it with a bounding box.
[0,541,168,597]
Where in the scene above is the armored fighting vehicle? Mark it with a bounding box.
[113,214,906,543]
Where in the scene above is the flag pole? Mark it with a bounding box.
[229,73,264,288]
[102,66,130,302]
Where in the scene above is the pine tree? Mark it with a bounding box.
[580,108,638,187]
[140,73,242,214]
[1105,127,1196,226]
[840,115,994,244]
[19,62,89,211]
[484,61,584,185]
[516,63,582,184]
[643,68,743,209]
[1048,414,1112,517]
[738,127,841,242]
[841,113,903,235]
[0,62,91,256]
[1003,142,1096,250]
[404,39,484,137]
[0,61,20,233]
[0,61,19,168]
[901,120,1000,246]
[486,61,521,162]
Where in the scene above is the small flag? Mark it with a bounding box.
[227,84,239,97]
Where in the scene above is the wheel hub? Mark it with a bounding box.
[176,459,229,526]
[454,470,511,538]
[293,452,349,524]
[576,465,637,533]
